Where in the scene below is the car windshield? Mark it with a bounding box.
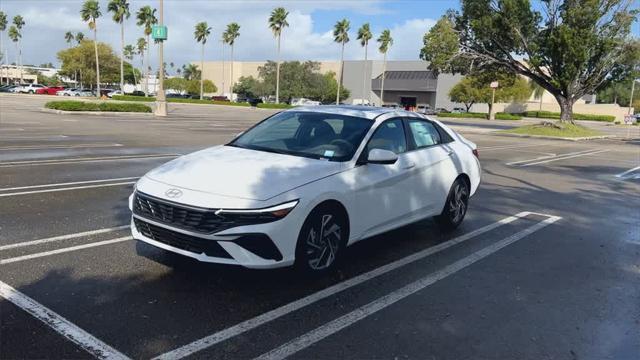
[229,111,373,161]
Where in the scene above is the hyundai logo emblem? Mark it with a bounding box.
[165,188,183,198]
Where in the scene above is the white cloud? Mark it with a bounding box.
[0,0,434,68]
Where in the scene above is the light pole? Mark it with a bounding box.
[155,0,167,117]
[489,81,499,120]
[629,78,638,115]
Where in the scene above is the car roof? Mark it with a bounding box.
[286,105,421,120]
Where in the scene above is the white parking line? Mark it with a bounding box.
[0,181,137,197]
[0,177,139,192]
[0,225,129,251]
[255,215,561,360]
[615,166,640,180]
[0,236,132,265]
[0,154,178,167]
[0,281,130,360]
[506,149,606,166]
[0,143,123,151]
[522,149,609,166]
[154,211,535,360]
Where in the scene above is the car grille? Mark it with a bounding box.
[134,218,232,258]
[133,192,235,234]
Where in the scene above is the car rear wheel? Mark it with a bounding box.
[436,178,469,231]
[295,204,348,274]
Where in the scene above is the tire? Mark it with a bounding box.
[436,177,470,231]
[295,203,348,275]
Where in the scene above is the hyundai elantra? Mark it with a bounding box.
[129,106,481,273]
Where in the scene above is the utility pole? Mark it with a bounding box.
[154,0,167,116]
[629,79,636,115]
[489,81,499,120]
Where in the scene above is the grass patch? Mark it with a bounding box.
[111,95,251,107]
[257,103,294,109]
[45,100,152,113]
[437,112,522,120]
[524,111,615,122]
[501,122,603,138]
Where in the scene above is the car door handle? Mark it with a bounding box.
[402,162,416,170]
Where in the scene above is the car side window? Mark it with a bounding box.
[407,119,441,148]
[366,119,407,154]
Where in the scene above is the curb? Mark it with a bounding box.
[492,132,616,141]
[41,108,154,117]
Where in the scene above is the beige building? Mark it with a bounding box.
[0,65,38,84]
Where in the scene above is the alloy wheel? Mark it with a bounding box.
[449,182,468,224]
[306,214,342,270]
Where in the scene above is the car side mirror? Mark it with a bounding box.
[367,149,398,165]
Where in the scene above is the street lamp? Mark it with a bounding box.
[154,0,167,117]
[629,78,639,115]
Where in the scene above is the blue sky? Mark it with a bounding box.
[0,0,637,70]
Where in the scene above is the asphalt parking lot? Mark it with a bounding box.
[1,94,639,360]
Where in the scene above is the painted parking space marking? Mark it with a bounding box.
[255,215,561,360]
[0,181,137,197]
[0,143,123,151]
[0,154,179,167]
[0,177,139,192]
[615,166,640,180]
[0,236,133,265]
[154,211,538,360]
[0,225,129,251]
[506,149,608,167]
[0,281,130,360]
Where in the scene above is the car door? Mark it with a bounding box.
[350,118,416,239]
[403,118,459,215]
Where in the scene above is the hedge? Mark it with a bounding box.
[257,103,294,109]
[45,100,152,113]
[524,110,614,122]
[437,112,522,120]
[111,95,250,107]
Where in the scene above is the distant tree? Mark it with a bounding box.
[223,22,240,94]
[64,31,75,47]
[420,15,466,75]
[423,0,639,123]
[333,19,350,104]
[58,40,134,86]
[75,32,85,44]
[376,29,393,105]
[136,5,157,96]
[449,71,532,114]
[529,80,545,111]
[136,37,146,88]
[123,44,136,85]
[107,0,130,91]
[194,21,211,99]
[182,63,200,81]
[268,7,289,104]
[357,23,372,104]
[0,12,7,85]
[8,26,19,82]
[12,15,25,83]
[80,0,101,97]
[164,77,216,96]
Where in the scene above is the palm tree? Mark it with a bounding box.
[64,31,74,47]
[12,15,24,83]
[0,12,7,85]
[530,80,545,112]
[333,19,350,104]
[108,0,130,92]
[194,21,211,100]
[136,37,147,90]
[357,23,372,105]
[268,7,289,104]
[8,26,19,84]
[80,0,101,98]
[75,32,85,44]
[223,23,240,97]
[376,29,392,106]
[182,63,199,81]
[136,6,157,96]
[123,44,136,86]
[169,61,174,75]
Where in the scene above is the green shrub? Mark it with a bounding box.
[257,103,294,109]
[495,113,522,120]
[45,100,152,113]
[112,95,155,102]
[437,112,521,120]
[524,110,614,122]
[111,95,251,107]
[212,100,250,106]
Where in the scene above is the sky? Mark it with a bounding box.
[0,0,637,71]
[0,0,459,69]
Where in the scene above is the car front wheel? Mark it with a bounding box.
[295,204,348,274]
[436,178,469,230]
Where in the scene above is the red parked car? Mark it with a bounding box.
[36,86,65,95]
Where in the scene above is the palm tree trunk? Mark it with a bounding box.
[93,28,101,98]
[120,22,124,91]
[362,41,367,105]
[200,43,204,100]
[276,33,281,104]
[18,40,22,84]
[0,32,3,85]
[230,44,234,98]
[140,52,144,93]
[337,42,344,104]
[145,34,150,97]
[14,42,18,84]
[380,51,387,106]
[221,42,225,96]
[539,94,543,111]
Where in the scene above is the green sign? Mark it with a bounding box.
[152,25,168,41]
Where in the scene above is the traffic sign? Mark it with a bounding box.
[490,81,499,88]
[152,25,168,41]
[623,115,636,125]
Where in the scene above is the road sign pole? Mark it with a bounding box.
[489,81,499,120]
[155,0,167,117]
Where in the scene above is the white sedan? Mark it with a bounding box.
[130,106,481,273]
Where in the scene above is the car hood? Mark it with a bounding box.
[145,145,344,201]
